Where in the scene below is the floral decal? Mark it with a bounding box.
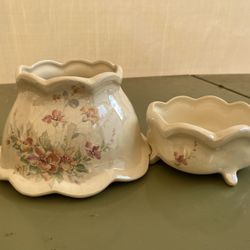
[6,124,110,182]
[174,152,188,166]
[50,86,99,125]
[173,140,197,167]
[80,106,99,124]
[52,94,61,102]
[85,141,101,159]
[42,109,65,127]
[52,85,82,108]
[6,84,114,183]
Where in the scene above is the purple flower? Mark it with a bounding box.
[85,141,101,160]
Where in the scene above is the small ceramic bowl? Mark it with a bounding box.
[146,96,250,186]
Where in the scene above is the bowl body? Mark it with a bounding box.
[0,60,150,197]
[147,96,250,186]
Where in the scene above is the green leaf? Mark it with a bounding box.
[55,171,63,182]
[75,164,88,173]
[73,150,82,161]
[82,155,91,161]
[38,131,52,151]
[72,132,80,139]
[63,135,68,143]
[17,128,21,137]
[68,99,79,108]
[28,147,33,154]
[62,90,69,98]
[26,127,32,136]
[29,165,39,174]
[13,143,20,150]
[61,143,67,151]
[102,145,109,152]
[20,155,29,164]
[10,135,17,143]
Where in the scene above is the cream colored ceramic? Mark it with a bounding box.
[0,60,150,197]
[147,96,250,186]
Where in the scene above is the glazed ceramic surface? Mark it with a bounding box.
[147,96,250,186]
[0,60,150,197]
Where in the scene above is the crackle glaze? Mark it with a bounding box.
[0,60,150,197]
[147,96,250,186]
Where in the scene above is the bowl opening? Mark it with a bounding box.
[156,101,250,132]
[20,61,119,80]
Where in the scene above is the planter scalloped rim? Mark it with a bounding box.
[146,96,250,186]
[0,60,150,198]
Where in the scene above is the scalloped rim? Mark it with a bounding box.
[147,96,250,147]
[16,60,123,90]
[0,135,150,198]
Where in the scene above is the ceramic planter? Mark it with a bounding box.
[0,60,150,197]
[147,96,250,186]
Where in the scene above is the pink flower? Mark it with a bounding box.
[80,106,98,124]
[85,141,101,160]
[45,152,61,173]
[51,110,64,121]
[42,115,52,124]
[42,109,65,126]
[20,137,33,152]
[27,147,61,173]
[174,152,187,166]
[24,137,33,146]
[60,154,75,171]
